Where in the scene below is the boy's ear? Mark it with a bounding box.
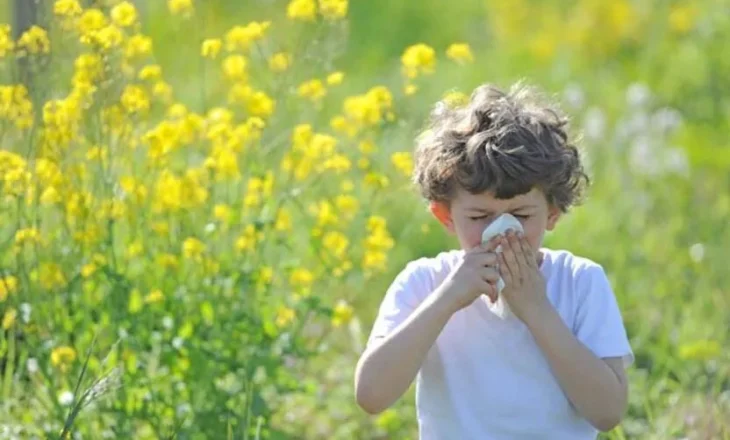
[546,205,562,231]
[429,201,455,234]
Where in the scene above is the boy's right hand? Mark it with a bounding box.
[437,235,503,314]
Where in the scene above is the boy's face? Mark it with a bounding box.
[430,187,561,254]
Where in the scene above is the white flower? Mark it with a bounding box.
[26,358,38,373]
[162,316,174,329]
[58,390,75,406]
[626,83,651,108]
[582,107,606,141]
[689,243,705,263]
[563,83,584,109]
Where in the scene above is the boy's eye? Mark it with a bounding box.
[469,215,489,221]
[513,214,530,220]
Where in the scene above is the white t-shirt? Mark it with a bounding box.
[366,247,634,440]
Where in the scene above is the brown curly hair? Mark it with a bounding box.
[412,82,590,213]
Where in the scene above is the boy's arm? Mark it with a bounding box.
[524,307,629,432]
[354,286,455,415]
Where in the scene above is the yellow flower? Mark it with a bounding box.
[183,237,206,260]
[225,21,271,52]
[120,85,150,114]
[214,204,233,223]
[322,231,349,259]
[289,268,314,297]
[268,52,291,72]
[0,25,14,57]
[38,263,66,290]
[235,225,264,251]
[125,34,153,59]
[391,151,413,177]
[153,81,173,102]
[287,0,317,21]
[245,90,275,118]
[126,240,143,258]
[404,84,417,96]
[168,0,194,16]
[2,308,16,329]
[443,90,469,108]
[275,207,292,232]
[144,289,164,304]
[201,38,222,58]
[51,346,77,370]
[326,71,344,86]
[297,79,327,102]
[18,26,51,55]
[0,275,19,301]
[81,263,97,278]
[78,9,107,37]
[156,253,179,270]
[14,227,42,247]
[331,300,354,327]
[111,1,138,28]
[275,306,296,327]
[668,5,698,35]
[401,43,436,79]
[319,0,348,20]
[54,0,83,17]
[139,65,162,81]
[446,42,474,64]
[222,55,247,81]
[678,340,721,361]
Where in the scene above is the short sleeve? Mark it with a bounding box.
[573,264,634,367]
[366,260,430,347]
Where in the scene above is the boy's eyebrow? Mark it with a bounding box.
[467,204,538,213]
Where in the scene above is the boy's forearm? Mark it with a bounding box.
[355,288,455,414]
[524,306,628,432]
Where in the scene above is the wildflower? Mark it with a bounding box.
[168,0,194,16]
[446,42,474,64]
[111,1,138,28]
[401,43,436,78]
[0,275,19,301]
[0,24,15,57]
[225,21,271,52]
[275,306,295,327]
[268,52,291,72]
[331,300,354,327]
[319,0,348,20]
[297,79,327,102]
[391,152,413,177]
[287,0,317,21]
[326,71,344,85]
[678,340,721,361]
[182,237,206,260]
[54,0,83,17]
[222,55,247,80]
[201,38,222,58]
[2,308,16,329]
[51,346,77,371]
[17,26,51,55]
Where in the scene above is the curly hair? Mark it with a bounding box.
[412,81,590,213]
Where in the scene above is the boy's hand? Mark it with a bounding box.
[498,230,550,323]
[437,235,503,314]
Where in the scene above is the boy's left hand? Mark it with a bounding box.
[497,230,550,323]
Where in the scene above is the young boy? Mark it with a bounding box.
[354,82,634,439]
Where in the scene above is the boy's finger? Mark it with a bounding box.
[518,234,536,268]
[498,242,516,284]
[512,232,531,269]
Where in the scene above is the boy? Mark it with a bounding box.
[354,82,633,439]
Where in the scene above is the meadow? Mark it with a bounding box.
[0,0,729,438]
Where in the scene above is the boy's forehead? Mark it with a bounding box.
[458,188,541,210]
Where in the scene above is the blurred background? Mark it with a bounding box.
[0,0,728,438]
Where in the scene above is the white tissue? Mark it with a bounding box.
[480,213,524,319]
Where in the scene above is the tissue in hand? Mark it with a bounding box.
[480,213,524,319]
